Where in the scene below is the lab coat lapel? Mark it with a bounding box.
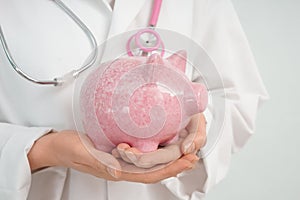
[100,0,114,12]
[107,0,147,37]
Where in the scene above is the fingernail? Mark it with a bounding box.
[107,167,117,178]
[193,156,200,163]
[111,149,120,158]
[179,129,189,137]
[117,145,125,152]
[186,164,194,170]
[126,151,137,162]
[184,142,195,154]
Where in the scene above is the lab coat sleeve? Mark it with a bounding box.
[161,0,269,199]
[0,122,52,200]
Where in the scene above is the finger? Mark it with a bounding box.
[181,113,206,155]
[116,143,133,164]
[78,134,122,178]
[111,148,121,158]
[122,146,141,164]
[151,154,199,180]
[120,154,199,184]
[124,144,182,168]
[178,128,189,138]
[192,113,207,150]
[71,159,120,181]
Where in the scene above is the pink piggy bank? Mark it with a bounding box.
[80,50,208,152]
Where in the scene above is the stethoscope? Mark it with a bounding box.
[0,0,163,86]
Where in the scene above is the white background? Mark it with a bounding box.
[206,0,300,199]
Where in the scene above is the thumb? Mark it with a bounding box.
[79,133,122,178]
[91,149,122,178]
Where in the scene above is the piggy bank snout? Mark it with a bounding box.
[191,82,208,113]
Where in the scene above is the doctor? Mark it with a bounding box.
[0,0,268,200]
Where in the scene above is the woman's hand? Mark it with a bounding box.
[112,113,206,168]
[27,130,199,183]
[27,130,121,180]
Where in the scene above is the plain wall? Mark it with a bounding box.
[206,0,300,199]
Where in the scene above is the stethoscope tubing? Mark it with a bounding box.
[0,0,163,86]
[0,0,98,86]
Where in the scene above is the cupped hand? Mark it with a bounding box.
[112,113,206,168]
[28,130,199,184]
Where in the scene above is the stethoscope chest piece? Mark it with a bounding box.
[126,28,165,56]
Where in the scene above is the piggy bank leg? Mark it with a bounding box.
[133,141,160,153]
[160,134,179,146]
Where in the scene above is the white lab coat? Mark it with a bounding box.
[0,0,268,199]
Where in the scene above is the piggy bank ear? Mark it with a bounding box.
[146,53,164,65]
[166,50,187,73]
